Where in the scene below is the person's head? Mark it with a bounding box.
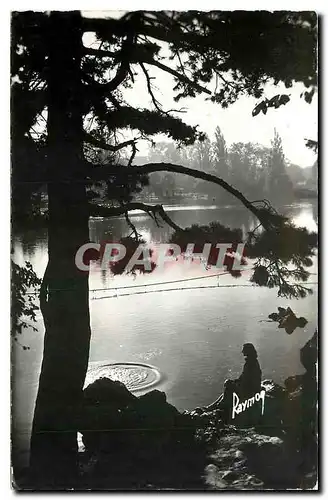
[242,343,258,359]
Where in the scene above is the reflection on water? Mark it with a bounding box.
[12,201,318,468]
[89,202,261,245]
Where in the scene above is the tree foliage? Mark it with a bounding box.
[11,10,318,332]
[11,10,317,185]
[11,261,42,347]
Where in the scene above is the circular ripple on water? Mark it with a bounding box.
[85,362,162,392]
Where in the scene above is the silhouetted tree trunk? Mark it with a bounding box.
[29,12,91,486]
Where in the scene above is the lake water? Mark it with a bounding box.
[12,201,318,469]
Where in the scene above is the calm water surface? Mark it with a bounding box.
[12,201,318,468]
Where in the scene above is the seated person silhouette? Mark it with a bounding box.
[206,343,262,424]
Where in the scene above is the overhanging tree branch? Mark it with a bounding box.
[86,162,273,227]
[89,201,184,232]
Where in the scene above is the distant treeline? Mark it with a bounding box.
[135,127,317,205]
[12,127,317,228]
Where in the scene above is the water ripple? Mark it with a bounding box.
[85,362,162,392]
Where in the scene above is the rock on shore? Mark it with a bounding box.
[78,331,317,490]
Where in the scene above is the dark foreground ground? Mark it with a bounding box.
[13,331,317,491]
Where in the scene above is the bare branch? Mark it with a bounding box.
[89,201,184,232]
[124,210,141,240]
[139,62,162,112]
[216,72,233,88]
[84,133,138,153]
[145,59,211,96]
[154,204,183,232]
[139,62,187,115]
[127,141,137,166]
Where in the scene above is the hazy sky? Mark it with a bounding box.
[83,10,318,168]
[124,68,318,167]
